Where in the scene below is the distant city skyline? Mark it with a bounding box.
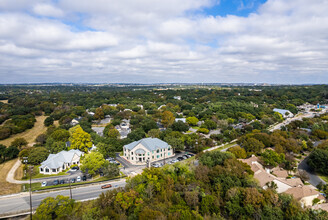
[0,0,327,84]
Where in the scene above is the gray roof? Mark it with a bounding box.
[124,138,170,151]
[273,108,292,115]
[135,148,146,154]
[40,149,83,169]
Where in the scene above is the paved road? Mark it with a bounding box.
[298,157,326,187]
[0,179,126,216]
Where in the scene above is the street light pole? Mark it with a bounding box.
[29,165,33,220]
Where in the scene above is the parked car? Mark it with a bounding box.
[101,184,112,189]
[71,178,76,183]
[171,159,179,163]
[187,154,194,157]
[182,155,188,160]
[77,176,81,182]
[59,179,65,184]
[41,181,47,187]
[177,157,184,161]
[53,180,59,185]
[71,166,79,171]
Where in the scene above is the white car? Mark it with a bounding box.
[77,176,81,182]
[41,181,47,187]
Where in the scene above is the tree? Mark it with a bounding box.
[107,128,120,139]
[81,151,109,176]
[197,128,209,134]
[161,111,175,128]
[35,134,47,144]
[97,142,116,158]
[164,136,184,152]
[307,148,328,175]
[242,137,265,154]
[141,119,158,133]
[103,163,120,178]
[94,107,105,120]
[4,146,19,160]
[34,195,75,220]
[28,147,49,165]
[186,117,199,126]
[199,151,233,168]
[228,145,247,159]
[69,125,92,152]
[204,119,217,130]
[11,138,27,149]
[171,121,189,132]
[261,149,285,167]
[44,117,54,127]
[0,144,7,163]
[147,129,161,138]
[50,129,70,142]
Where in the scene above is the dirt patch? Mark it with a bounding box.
[0,159,21,195]
[0,115,47,147]
[54,120,59,127]
[0,100,8,104]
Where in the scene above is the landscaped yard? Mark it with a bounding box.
[20,165,69,180]
[0,159,21,195]
[0,115,48,147]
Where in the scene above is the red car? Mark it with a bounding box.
[101,184,112,189]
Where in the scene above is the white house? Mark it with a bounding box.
[175,118,187,123]
[122,138,174,165]
[273,108,294,118]
[39,149,83,175]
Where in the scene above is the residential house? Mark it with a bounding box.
[115,119,131,139]
[39,149,83,175]
[70,116,82,126]
[273,108,294,118]
[175,118,187,123]
[312,203,328,212]
[285,186,325,207]
[122,138,174,165]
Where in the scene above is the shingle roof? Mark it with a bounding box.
[40,149,83,169]
[285,185,319,200]
[124,138,170,151]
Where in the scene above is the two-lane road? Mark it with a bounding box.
[0,179,126,217]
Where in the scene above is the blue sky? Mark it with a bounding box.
[0,0,327,84]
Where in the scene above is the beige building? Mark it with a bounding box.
[285,186,325,207]
[122,138,174,165]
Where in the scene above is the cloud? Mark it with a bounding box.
[0,0,327,83]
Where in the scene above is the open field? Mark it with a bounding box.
[0,159,21,195]
[0,115,47,147]
[0,100,8,104]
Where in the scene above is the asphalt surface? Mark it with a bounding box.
[0,179,126,216]
[298,157,326,187]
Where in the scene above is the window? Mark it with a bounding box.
[132,157,134,160]
[157,149,159,153]
[168,152,171,156]
[157,155,159,158]
[168,147,171,150]
[161,154,162,157]
[147,152,149,155]
[152,156,154,159]
[124,153,126,156]
[152,151,154,154]
[131,152,133,155]
[40,168,43,172]
[45,168,49,173]
[161,149,162,152]
[52,169,56,172]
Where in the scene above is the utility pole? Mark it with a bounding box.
[29,164,33,220]
[69,178,72,199]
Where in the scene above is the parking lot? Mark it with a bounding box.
[40,170,92,187]
[150,152,194,168]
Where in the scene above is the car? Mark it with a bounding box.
[71,178,76,183]
[182,155,188,160]
[177,157,184,161]
[171,159,179,163]
[114,185,118,188]
[101,184,112,189]
[77,176,81,182]
[71,166,79,171]
[187,154,194,157]
[82,176,87,181]
[53,180,59,185]
[59,179,65,184]
[41,181,47,187]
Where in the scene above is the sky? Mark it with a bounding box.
[0,0,327,84]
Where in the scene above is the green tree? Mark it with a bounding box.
[103,163,120,178]
[44,117,54,127]
[81,151,109,176]
[186,116,199,126]
[147,129,161,138]
[107,128,120,139]
[28,147,49,165]
[94,107,105,120]
[50,129,70,142]
[261,149,285,167]
[69,125,92,152]
[307,148,328,175]
[199,151,233,168]
[228,145,247,159]
[242,137,265,154]
[164,136,184,152]
[161,111,175,128]
[11,138,27,149]
[171,121,189,132]
[34,195,75,220]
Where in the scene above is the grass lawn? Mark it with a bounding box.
[22,165,69,180]
[212,141,237,152]
[0,159,21,195]
[0,115,48,146]
[318,174,328,183]
[191,126,200,130]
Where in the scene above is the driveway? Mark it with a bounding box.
[298,157,326,187]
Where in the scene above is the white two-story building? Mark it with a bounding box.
[122,138,174,165]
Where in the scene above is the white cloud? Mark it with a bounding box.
[0,0,328,83]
